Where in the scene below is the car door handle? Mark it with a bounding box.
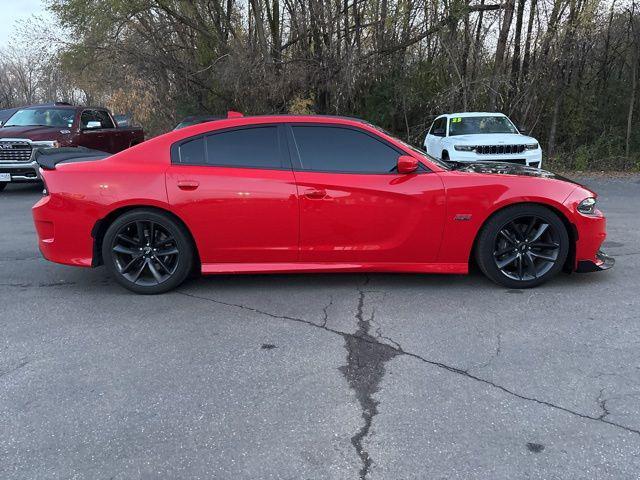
[177,180,200,191]
[303,188,327,199]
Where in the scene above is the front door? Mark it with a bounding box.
[77,109,112,152]
[425,117,446,158]
[287,124,446,264]
[166,124,299,266]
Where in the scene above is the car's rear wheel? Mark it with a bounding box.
[475,204,569,288]
[102,209,194,294]
[0,182,7,192]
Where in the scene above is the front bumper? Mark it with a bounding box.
[0,160,40,182]
[576,250,615,273]
[449,148,543,167]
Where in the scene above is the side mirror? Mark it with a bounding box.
[433,128,445,136]
[517,125,528,135]
[83,121,102,130]
[397,155,419,174]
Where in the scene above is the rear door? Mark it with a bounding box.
[287,124,446,264]
[166,124,299,266]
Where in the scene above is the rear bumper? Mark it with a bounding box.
[576,250,615,273]
[0,160,40,182]
[32,194,94,267]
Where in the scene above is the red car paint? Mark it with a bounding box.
[32,115,607,276]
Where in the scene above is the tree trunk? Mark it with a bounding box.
[488,0,515,109]
[509,0,526,98]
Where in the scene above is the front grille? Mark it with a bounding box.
[0,141,33,162]
[476,144,526,155]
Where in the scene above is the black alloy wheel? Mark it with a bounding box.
[476,205,569,288]
[112,220,179,285]
[493,216,561,281]
[102,209,194,294]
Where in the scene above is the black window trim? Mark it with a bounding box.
[286,122,429,175]
[170,123,293,171]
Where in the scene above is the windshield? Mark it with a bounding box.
[449,116,518,136]
[5,108,75,128]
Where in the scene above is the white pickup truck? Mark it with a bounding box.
[424,112,542,168]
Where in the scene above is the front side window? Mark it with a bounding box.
[430,118,446,137]
[291,126,400,173]
[94,110,115,129]
[81,110,114,129]
[449,116,518,136]
[175,126,283,169]
[5,108,75,128]
[80,111,100,129]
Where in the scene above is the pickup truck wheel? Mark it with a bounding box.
[475,205,569,288]
[441,151,450,161]
[102,209,193,294]
[0,183,6,192]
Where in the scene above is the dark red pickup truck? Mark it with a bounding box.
[0,104,144,190]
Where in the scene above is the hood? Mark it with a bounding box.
[448,133,537,145]
[455,162,582,186]
[0,125,69,141]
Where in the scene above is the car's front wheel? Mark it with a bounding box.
[475,204,569,288]
[102,209,194,294]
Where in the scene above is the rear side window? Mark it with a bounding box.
[291,126,400,173]
[206,127,281,168]
[174,126,283,169]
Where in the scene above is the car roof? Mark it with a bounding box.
[439,112,507,118]
[20,104,109,111]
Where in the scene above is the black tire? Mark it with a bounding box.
[475,204,569,288]
[441,150,449,161]
[102,209,194,294]
[0,182,7,192]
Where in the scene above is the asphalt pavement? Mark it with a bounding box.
[1,175,639,479]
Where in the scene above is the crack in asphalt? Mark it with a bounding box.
[320,295,334,328]
[175,288,640,456]
[339,284,399,479]
[0,359,30,379]
[597,388,610,420]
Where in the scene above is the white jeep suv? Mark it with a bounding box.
[424,112,543,168]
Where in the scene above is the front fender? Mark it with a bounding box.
[436,171,578,264]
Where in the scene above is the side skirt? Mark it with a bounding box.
[201,262,468,275]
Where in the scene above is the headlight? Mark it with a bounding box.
[577,197,597,215]
[33,140,60,148]
[524,143,539,150]
[454,145,476,152]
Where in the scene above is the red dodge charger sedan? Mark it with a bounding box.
[32,113,613,294]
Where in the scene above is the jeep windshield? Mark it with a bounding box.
[4,108,75,128]
[449,116,518,136]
